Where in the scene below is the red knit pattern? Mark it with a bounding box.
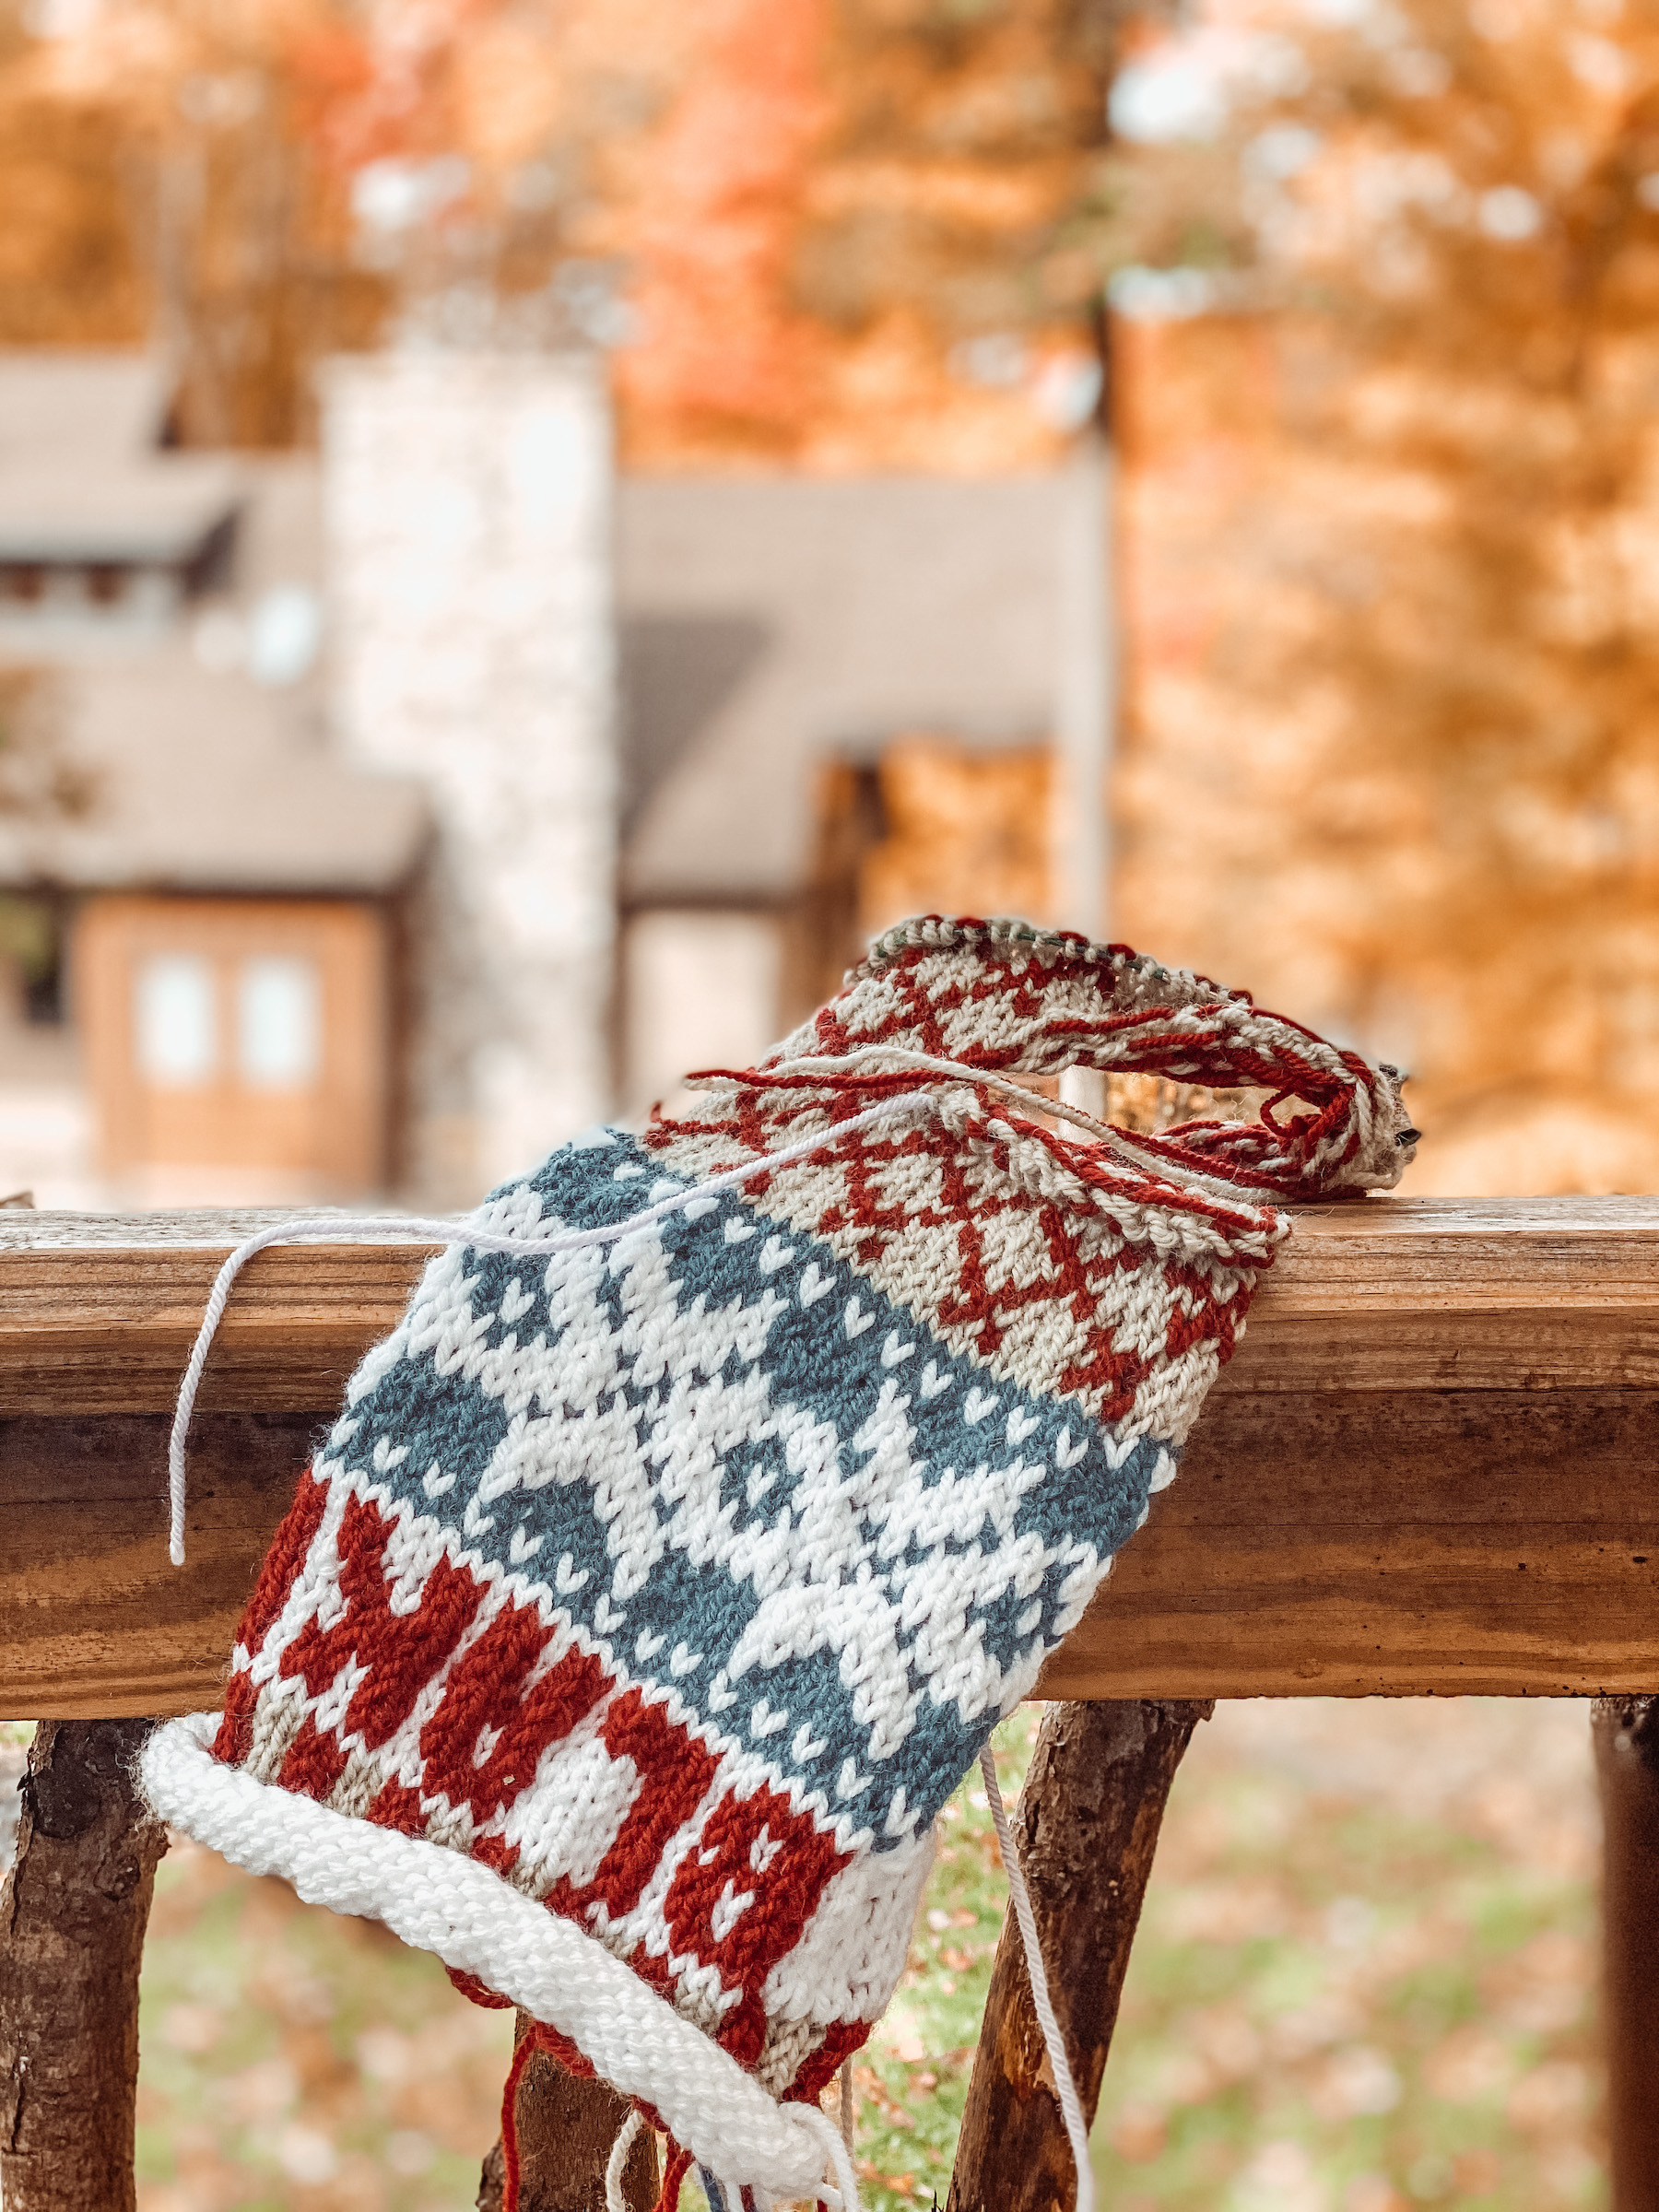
[278,1491,484,1749]
[813,923,1386,1196]
[547,1687,720,1925]
[233,1470,329,1657]
[785,2017,870,2106]
[366,1777,425,1833]
[418,1599,609,1825]
[276,1714,349,1802]
[649,1083,1271,1424]
[212,1669,260,1768]
[212,1471,329,1765]
[663,1781,849,2067]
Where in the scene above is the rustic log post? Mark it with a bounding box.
[477,2010,661,2212]
[1594,1696,1659,2212]
[947,1699,1211,2212]
[0,1720,167,2212]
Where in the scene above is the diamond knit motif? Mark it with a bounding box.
[143,917,1416,2202]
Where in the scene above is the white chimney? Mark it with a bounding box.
[322,352,616,1202]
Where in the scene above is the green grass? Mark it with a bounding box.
[836,1711,1040,2210]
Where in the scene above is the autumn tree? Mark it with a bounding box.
[0,0,684,444]
[614,0,1135,465]
[1107,0,1659,1192]
[0,0,1144,463]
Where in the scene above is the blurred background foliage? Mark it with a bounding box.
[5,0,1656,1181]
[0,0,1127,459]
[1103,0,1659,1194]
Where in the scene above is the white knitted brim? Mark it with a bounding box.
[140,1715,843,2201]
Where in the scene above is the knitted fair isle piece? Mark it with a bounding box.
[142,918,1418,2205]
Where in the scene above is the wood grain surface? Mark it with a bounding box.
[0,1720,168,2210]
[3,1196,1657,1715]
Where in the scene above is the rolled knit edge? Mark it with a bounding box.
[139,1714,840,2201]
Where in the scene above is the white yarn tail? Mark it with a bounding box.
[785,2101,862,2212]
[605,2110,642,2212]
[980,1745,1096,2212]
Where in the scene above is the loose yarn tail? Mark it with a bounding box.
[980,1745,1095,2212]
[498,2028,540,2212]
[605,2110,644,2212]
[653,2140,695,2211]
[501,2037,671,2212]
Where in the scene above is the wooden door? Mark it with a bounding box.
[75,896,388,1197]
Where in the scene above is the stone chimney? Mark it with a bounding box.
[322,353,616,1204]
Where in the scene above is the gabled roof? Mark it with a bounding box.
[0,348,1080,907]
[0,642,428,897]
[0,352,172,465]
[616,471,1074,907]
[0,467,242,566]
[0,367,428,897]
[0,350,238,565]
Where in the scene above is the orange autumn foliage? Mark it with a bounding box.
[606,0,833,454]
[0,0,1124,464]
[857,738,1052,938]
[1109,0,1659,1194]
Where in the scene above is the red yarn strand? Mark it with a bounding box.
[498,2028,539,2212]
[653,2140,694,2212]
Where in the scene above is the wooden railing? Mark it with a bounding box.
[2,1197,1657,2208]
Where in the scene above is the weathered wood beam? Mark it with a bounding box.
[1594,1698,1659,2212]
[1040,1383,1659,1700]
[6,1197,1658,1413]
[4,1198,1658,1715]
[1,1414,316,1718]
[947,1701,1211,2212]
[0,1211,435,1418]
[0,1721,167,2212]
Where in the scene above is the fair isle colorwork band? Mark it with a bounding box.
[163,1089,944,1568]
[141,917,1418,2208]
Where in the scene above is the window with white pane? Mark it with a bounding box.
[238,956,322,1088]
[134,955,217,1088]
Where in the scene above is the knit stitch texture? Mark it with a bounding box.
[142,917,1417,2193]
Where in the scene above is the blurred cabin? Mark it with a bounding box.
[0,349,1107,1209]
[0,353,424,1206]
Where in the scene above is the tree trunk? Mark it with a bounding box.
[0,1720,167,2212]
[947,1699,1211,2212]
[1594,1696,1659,2212]
[477,2010,661,2212]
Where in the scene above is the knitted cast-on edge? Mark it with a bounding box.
[802,914,1419,1197]
[139,1716,846,2204]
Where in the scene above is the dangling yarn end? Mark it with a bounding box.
[498,2028,540,2212]
[653,2139,695,2211]
[605,2109,645,2212]
[980,1745,1095,2212]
